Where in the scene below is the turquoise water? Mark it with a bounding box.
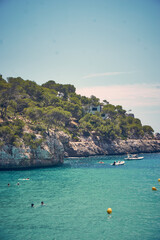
[0,153,160,240]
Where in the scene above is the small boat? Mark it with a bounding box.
[124,154,144,160]
[111,161,125,166]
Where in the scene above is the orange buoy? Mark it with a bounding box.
[152,187,157,191]
[107,208,112,214]
[158,179,160,182]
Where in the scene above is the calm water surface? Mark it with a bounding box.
[0,153,160,240]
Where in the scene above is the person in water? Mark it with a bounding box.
[31,203,34,207]
[8,183,10,186]
[41,201,44,206]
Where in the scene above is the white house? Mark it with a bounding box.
[85,105,109,119]
[88,105,102,114]
[57,91,64,98]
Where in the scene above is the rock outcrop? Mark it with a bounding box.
[0,132,64,169]
[1,130,160,169]
[61,135,160,157]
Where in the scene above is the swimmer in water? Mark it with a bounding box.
[17,182,20,185]
[8,183,10,186]
[31,203,34,207]
[41,201,44,206]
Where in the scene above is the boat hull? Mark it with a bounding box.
[124,157,144,160]
[111,161,125,166]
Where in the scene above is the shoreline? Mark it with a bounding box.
[1,152,159,171]
[0,138,160,170]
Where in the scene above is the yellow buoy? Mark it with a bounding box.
[107,208,112,214]
[158,179,160,182]
[152,187,157,191]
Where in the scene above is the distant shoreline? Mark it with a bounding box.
[64,138,160,158]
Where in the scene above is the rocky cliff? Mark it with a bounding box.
[1,130,160,169]
[0,131,64,169]
[58,133,160,157]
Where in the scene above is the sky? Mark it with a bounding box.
[0,0,160,132]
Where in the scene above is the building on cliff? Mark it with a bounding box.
[84,105,109,120]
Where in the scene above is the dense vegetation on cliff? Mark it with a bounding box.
[0,75,154,147]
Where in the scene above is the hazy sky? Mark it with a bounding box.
[0,0,160,132]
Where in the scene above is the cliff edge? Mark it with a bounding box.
[1,130,160,170]
[58,133,160,157]
[0,131,64,169]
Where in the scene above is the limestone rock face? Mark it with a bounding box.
[0,132,64,169]
[56,131,71,157]
[1,129,160,169]
[64,136,160,157]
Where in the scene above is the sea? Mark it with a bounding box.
[0,153,160,240]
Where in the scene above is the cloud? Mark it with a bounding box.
[82,71,132,79]
[76,84,160,108]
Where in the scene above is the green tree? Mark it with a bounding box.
[44,107,71,131]
[116,105,126,116]
[90,95,100,106]
[80,96,90,105]
[23,133,43,149]
[142,125,154,135]
[26,107,43,122]
[63,102,82,119]
[41,89,60,107]
[0,83,12,119]
[0,118,25,145]
[102,104,117,120]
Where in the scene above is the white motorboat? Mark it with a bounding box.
[111,161,125,166]
[124,154,144,160]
